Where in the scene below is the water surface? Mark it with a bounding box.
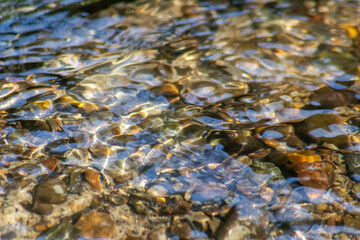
[1,0,360,239]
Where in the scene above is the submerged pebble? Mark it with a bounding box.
[75,212,115,239]
[295,114,356,148]
[36,220,81,240]
[35,178,67,204]
[84,170,102,192]
[216,208,266,240]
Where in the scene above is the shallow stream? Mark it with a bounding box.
[1,0,360,239]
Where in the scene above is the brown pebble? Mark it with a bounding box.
[216,208,266,240]
[126,235,147,240]
[340,233,352,240]
[84,170,102,192]
[76,212,115,239]
[69,201,89,214]
[149,83,180,102]
[149,227,167,240]
[41,157,59,172]
[35,178,67,204]
[14,179,32,189]
[325,213,337,226]
[170,221,192,239]
[208,218,221,234]
[114,172,133,183]
[343,214,360,230]
[316,203,328,212]
[310,86,356,109]
[107,193,128,206]
[34,223,48,232]
[31,199,53,215]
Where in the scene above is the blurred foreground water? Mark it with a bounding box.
[1,0,360,239]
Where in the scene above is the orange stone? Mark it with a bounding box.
[75,212,115,239]
[41,157,59,172]
[84,170,102,192]
[288,151,335,190]
[34,223,47,232]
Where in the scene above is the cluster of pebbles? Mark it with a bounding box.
[1,0,360,239]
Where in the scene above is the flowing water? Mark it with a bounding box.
[1,0,360,239]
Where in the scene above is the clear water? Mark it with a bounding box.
[1,0,360,239]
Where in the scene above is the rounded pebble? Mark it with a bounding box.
[35,178,68,204]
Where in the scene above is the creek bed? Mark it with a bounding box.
[1,0,360,239]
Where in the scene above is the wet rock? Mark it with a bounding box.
[107,192,128,205]
[206,130,265,155]
[67,169,84,194]
[256,124,305,149]
[30,177,68,215]
[175,122,211,145]
[11,164,45,180]
[68,195,92,214]
[170,221,193,239]
[90,194,107,209]
[44,138,72,155]
[128,190,190,216]
[40,157,59,172]
[344,151,360,175]
[216,208,266,240]
[34,223,47,233]
[285,135,306,149]
[36,220,81,240]
[208,218,221,235]
[287,150,335,190]
[1,231,16,240]
[295,113,356,148]
[186,211,210,232]
[199,204,220,217]
[35,178,67,204]
[257,124,292,140]
[147,184,169,197]
[84,170,102,192]
[343,214,360,230]
[266,149,289,165]
[126,234,147,240]
[353,183,360,199]
[309,87,357,109]
[193,107,234,129]
[275,203,315,224]
[250,161,285,186]
[149,227,167,240]
[157,195,191,215]
[248,148,271,162]
[75,212,115,239]
[149,83,180,102]
[114,172,134,183]
[54,94,100,115]
[31,200,53,215]
[128,193,153,215]
[64,148,92,164]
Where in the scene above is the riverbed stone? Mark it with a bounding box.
[75,211,116,239]
[35,178,67,204]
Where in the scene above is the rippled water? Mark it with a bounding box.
[1,0,360,239]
